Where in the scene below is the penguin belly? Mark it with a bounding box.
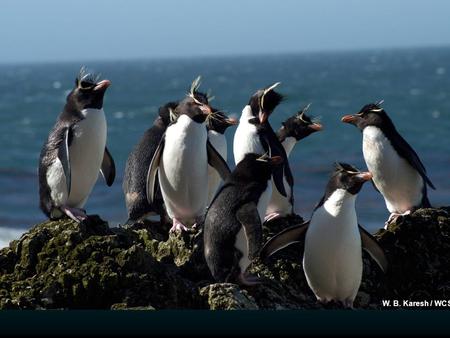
[303,189,362,304]
[233,106,265,165]
[266,136,296,216]
[159,115,208,223]
[47,108,107,209]
[362,126,423,213]
[207,130,227,203]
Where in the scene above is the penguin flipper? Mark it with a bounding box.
[358,225,388,273]
[391,132,435,190]
[57,127,72,196]
[259,221,309,260]
[100,146,115,186]
[236,202,263,260]
[146,135,165,204]
[207,140,231,181]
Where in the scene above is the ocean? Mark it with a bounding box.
[1,47,449,247]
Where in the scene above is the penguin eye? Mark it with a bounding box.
[79,81,95,90]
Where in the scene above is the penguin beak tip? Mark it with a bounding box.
[94,79,111,91]
[341,115,356,124]
[310,123,323,131]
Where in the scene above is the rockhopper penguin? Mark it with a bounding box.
[260,163,388,308]
[341,101,435,226]
[38,67,115,222]
[204,153,283,285]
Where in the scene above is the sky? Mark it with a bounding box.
[1,0,450,64]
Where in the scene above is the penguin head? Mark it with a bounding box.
[206,110,238,134]
[158,101,179,126]
[248,82,283,124]
[327,162,373,195]
[278,103,323,141]
[234,153,283,184]
[66,67,111,112]
[174,76,213,123]
[341,100,389,130]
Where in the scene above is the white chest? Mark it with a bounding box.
[233,105,264,165]
[65,108,107,207]
[282,136,297,156]
[362,126,423,213]
[303,189,362,302]
[159,115,208,220]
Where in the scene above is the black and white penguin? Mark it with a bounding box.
[341,101,435,225]
[260,163,388,307]
[122,101,178,225]
[38,67,115,222]
[233,82,293,221]
[204,153,283,285]
[206,110,238,203]
[265,104,323,222]
[146,77,231,233]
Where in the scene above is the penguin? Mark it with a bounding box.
[265,104,323,222]
[38,67,115,222]
[206,110,238,204]
[341,101,435,225]
[122,101,178,225]
[146,77,231,233]
[260,163,388,307]
[204,152,283,285]
[233,82,293,223]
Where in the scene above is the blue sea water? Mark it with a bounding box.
[0,47,449,246]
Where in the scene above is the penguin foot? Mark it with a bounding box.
[385,210,412,228]
[61,206,88,223]
[264,212,281,223]
[169,219,190,233]
[237,272,263,286]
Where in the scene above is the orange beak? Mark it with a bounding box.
[270,156,283,165]
[341,115,357,124]
[226,117,239,125]
[357,171,373,181]
[259,111,268,124]
[309,122,323,131]
[94,79,111,91]
[199,104,212,115]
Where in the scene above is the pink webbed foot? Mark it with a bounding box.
[264,212,281,223]
[61,206,88,223]
[385,210,412,228]
[169,218,191,233]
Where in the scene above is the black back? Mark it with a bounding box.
[123,102,178,221]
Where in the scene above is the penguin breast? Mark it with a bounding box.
[362,126,423,213]
[66,108,107,207]
[233,105,264,165]
[159,115,208,220]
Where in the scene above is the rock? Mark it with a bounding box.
[0,207,449,309]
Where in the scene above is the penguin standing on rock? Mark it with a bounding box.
[233,83,293,222]
[38,67,115,222]
[123,102,178,225]
[204,153,283,285]
[147,77,231,233]
[261,163,388,308]
[206,110,238,203]
[265,104,323,222]
[341,101,435,225]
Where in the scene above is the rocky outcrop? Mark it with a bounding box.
[0,208,449,309]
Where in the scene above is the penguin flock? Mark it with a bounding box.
[38,67,435,308]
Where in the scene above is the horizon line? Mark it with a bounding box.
[1,43,450,67]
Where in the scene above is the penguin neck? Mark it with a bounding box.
[153,116,167,129]
[323,189,357,218]
[240,105,254,122]
[282,136,298,156]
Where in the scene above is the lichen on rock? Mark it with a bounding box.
[0,207,449,309]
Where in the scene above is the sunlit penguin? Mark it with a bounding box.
[204,153,283,285]
[206,110,238,204]
[265,104,322,222]
[341,101,435,226]
[123,102,178,225]
[233,82,293,222]
[39,67,115,222]
[146,77,230,233]
[261,163,388,308]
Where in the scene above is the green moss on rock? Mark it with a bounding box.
[0,207,449,309]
